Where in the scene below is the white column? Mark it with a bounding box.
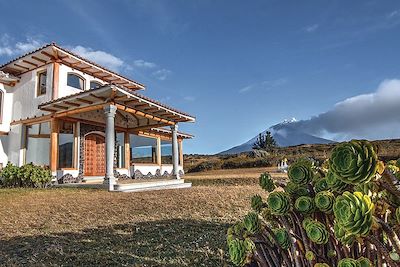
[104,104,117,190]
[171,124,180,179]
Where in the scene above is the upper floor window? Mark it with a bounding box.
[67,73,85,90]
[37,70,47,96]
[90,81,102,90]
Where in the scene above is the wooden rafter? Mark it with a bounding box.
[53,104,69,110]
[64,101,80,107]
[75,98,93,104]
[14,63,30,71]
[22,60,38,67]
[89,93,106,101]
[31,56,47,64]
[115,103,174,125]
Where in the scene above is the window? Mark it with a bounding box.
[115,132,125,168]
[67,73,85,90]
[161,140,172,164]
[130,134,157,164]
[58,121,75,168]
[26,122,50,166]
[37,71,47,96]
[90,81,102,90]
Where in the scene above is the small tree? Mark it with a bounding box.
[253,131,277,151]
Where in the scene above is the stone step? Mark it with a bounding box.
[113,179,191,193]
[82,176,105,183]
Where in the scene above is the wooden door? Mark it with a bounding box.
[84,133,106,176]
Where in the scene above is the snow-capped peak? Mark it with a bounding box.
[282,118,297,124]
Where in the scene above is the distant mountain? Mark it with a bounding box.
[219,118,334,155]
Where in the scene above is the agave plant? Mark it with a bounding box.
[288,159,314,185]
[329,140,378,185]
[226,140,400,267]
[333,191,374,238]
[267,191,291,215]
[295,196,315,214]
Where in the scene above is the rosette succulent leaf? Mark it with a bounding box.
[305,220,329,244]
[334,223,355,245]
[314,263,330,267]
[259,172,275,192]
[228,238,254,266]
[273,228,291,249]
[337,258,360,267]
[288,159,314,185]
[302,217,314,229]
[243,212,261,234]
[357,257,371,267]
[329,140,378,185]
[315,191,335,213]
[295,196,315,214]
[314,178,329,193]
[326,170,348,193]
[251,194,264,213]
[284,181,309,198]
[333,191,374,238]
[267,191,291,215]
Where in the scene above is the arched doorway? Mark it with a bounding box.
[84,133,106,176]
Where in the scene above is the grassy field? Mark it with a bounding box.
[0,167,285,266]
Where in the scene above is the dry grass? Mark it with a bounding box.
[0,167,287,266]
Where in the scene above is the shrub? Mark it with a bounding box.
[226,140,400,267]
[186,159,222,173]
[0,163,52,188]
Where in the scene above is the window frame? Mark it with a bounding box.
[0,89,4,123]
[67,72,85,90]
[36,70,47,97]
[90,81,103,90]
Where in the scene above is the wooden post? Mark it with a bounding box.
[50,119,59,173]
[52,61,60,100]
[124,132,130,169]
[178,139,183,166]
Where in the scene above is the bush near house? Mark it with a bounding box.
[0,163,52,188]
[227,140,400,267]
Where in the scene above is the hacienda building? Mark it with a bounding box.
[0,43,195,191]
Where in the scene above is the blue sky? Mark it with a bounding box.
[1,0,400,154]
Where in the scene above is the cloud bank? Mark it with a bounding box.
[71,45,125,72]
[0,35,43,56]
[291,79,400,141]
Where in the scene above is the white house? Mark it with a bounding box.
[0,43,195,190]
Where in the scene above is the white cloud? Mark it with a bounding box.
[133,59,157,69]
[239,78,288,94]
[71,45,125,72]
[304,24,319,33]
[292,79,400,140]
[152,68,172,80]
[0,34,43,57]
[387,10,400,19]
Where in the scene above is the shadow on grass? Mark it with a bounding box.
[187,178,258,186]
[0,219,231,267]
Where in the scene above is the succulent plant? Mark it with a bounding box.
[243,212,261,234]
[305,250,315,261]
[302,217,314,229]
[326,170,348,193]
[337,258,360,267]
[284,181,309,198]
[273,228,291,249]
[329,140,378,185]
[228,238,254,266]
[315,191,335,213]
[357,257,371,267]
[267,191,291,215]
[295,196,315,214]
[251,194,264,213]
[314,178,329,193]
[305,220,329,245]
[334,223,355,245]
[333,191,374,238]
[288,159,314,185]
[227,222,246,244]
[314,263,330,267]
[259,172,275,192]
